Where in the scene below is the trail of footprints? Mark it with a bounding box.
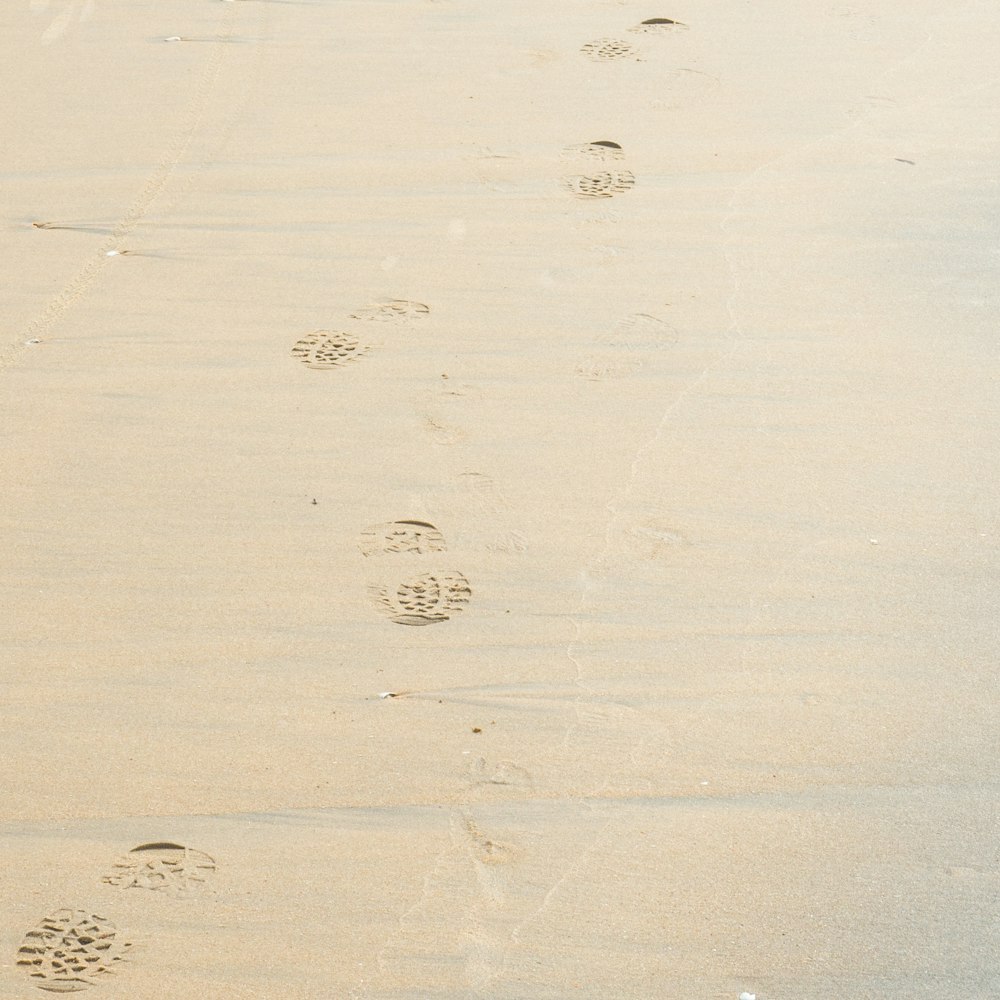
[16,843,216,992]
[362,519,471,626]
[291,298,429,370]
[17,9,698,993]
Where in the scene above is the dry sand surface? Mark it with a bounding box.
[1,0,998,997]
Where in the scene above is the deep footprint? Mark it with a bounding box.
[370,572,472,625]
[291,330,369,369]
[103,843,216,896]
[17,910,131,993]
[563,170,636,199]
[359,520,449,557]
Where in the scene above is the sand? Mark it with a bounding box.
[1,1,997,997]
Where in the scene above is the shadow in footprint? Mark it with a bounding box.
[562,140,626,163]
[628,17,688,34]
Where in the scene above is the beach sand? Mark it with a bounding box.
[1,1,997,997]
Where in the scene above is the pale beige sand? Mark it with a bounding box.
[1,1,998,997]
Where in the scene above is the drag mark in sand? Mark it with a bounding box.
[16,909,132,993]
[102,842,216,897]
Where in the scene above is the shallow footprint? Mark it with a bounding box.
[17,909,131,993]
[369,571,472,626]
[574,313,676,380]
[580,38,642,61]
[291,330,369,370]
[102,842,216,897]
[359,520,448,557]
[562,170,636,199]
[349,299,430,322]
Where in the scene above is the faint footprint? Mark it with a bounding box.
[469,755,535,793]
[462,816,518,867]
[575,312,675,380]
[359,520,448,557]
[580,37,642,61]
[291,330,369,370]
[561,140,626,163]
[17,909,131,993]
[628,16,687,34]
[369,572,471,626]
[102,843,216,897]
[562,170,636,199]
[455,472,527,554]
[574,351,644,380]
[418,379,482,445]
[349,299,430,323]
[616,312,675,340]
[458,472,508,516]
[623,517,690,559]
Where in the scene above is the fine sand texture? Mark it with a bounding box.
[2,1,998,997]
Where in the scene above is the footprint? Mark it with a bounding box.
[418,379,482,445]
[369,571,472,626]
[462,817,518,867]
[574,352,644,380]
[291,330,369,370]
[562,170,636,199]
[574,313,675,380]
[17,909,131,993]
[623,517,690,559]
[452,473,527,554]
[561,140,626,163]
[628,17,687,34]
[616,312,675,341]
[349,299,430,323]
[580,38,642,61]
[469,755,534,793]
[359,520,448,557]
[458,472,507,515]
[102,842,216,897]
